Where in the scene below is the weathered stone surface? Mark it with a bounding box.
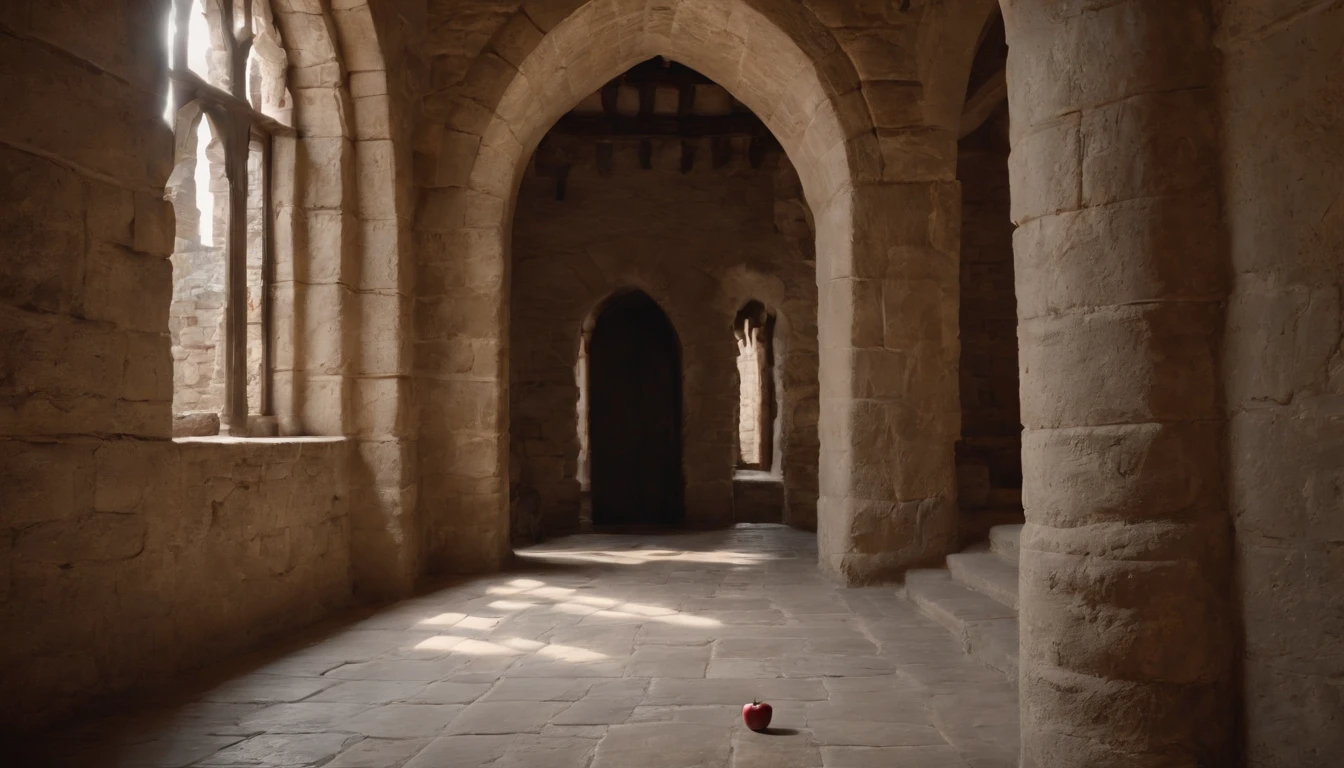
[173,411,221,437]
[1218,3,1344,766]
[1001,2,1236,766]
[3,2,1339,766]
[16,528,1018,766]
[1,438,352,728]
[591,722,733,768]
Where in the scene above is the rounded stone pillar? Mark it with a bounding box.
[1004,1,1234,765]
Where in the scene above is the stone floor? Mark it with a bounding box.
[17,525,1019,767]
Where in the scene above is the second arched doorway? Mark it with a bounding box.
[587,291,684,527]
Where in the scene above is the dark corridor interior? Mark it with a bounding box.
[588,291,685,527]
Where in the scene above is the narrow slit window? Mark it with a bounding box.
[735,301,774,471]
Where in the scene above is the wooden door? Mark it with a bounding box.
[588,291,684,526]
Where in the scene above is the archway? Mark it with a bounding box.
[415,0,964,582]
[587,291,685,527]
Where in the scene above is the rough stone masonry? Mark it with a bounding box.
[0,1,1340,767]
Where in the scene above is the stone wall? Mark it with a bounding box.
[0,438,351,730]
[0,0,362,732]
[509,138,818,540]
[955,104,1021,534]
[1218,2,1344,765]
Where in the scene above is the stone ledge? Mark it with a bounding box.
[732,469,783,483]
[173,435,348,445]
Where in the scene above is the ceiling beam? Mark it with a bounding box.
[549,113,769,140]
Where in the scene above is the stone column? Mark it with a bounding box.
[815,180,962,585]
[1005,1,1233,765]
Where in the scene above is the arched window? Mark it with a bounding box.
[734,301,775,471]
[165,0,292,436]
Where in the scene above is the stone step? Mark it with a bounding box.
[989,523,1022,564]
[903,569,1019,683]
[946,546,1020,611]
[957,504,1024,544]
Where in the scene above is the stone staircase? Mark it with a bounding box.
[902,523,1022,685]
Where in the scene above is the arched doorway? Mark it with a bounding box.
[588,291,684,527]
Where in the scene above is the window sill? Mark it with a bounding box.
[733,469,782,483]
[173,435,346,446]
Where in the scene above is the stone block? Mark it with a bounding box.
[85,179,135,248]
[835,28,920,82]
[295,87,351,139]
[417,187,506,232]
[1020,530,1231,681]
[94,440,168,513]
[817,278,883,351]
[1018,302,1222,429]
[174,411,221,437]
[300,137,353,211]
[82,243,172,333]
[28,0,161,88]
[1019,654,1230,767]
[351,438,416,493]
[358,219,412,294]
[437,428,506,481]
[356,139,405,221]
[291,61,344,89]
[415,288,503,342]
[431,130,482,189]
[297,282,351,376]
[1241,658,1344,768]
[1237,537,1344,677]
[1022,421,1223,530]
[349,70,387,99]
[1225,280,1340,408]
[862,80,925,130]
[1013,193,1224,321]
[1228,409,1344,543]
[352,376,412,439]
[878,127,958,184]
[881,278,945,348]
[298,375,348,435]
[417,228,505,290]
[0,441,96,527]
[1006,0,1214,129]
[357,292,413,376]
[352,94,392,142]
[415,337,502,380]
[1080,89,1218,207]
[348,499,421,599]
[1007,114,1080,225]
[331,7,382,71]
[591,723,731,768]
[133,191,175,256]
[0,147,85,314]
[14,511,147,563]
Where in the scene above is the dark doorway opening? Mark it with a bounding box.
[588,291,684,526]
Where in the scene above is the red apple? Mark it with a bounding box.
[742,699,773,731]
